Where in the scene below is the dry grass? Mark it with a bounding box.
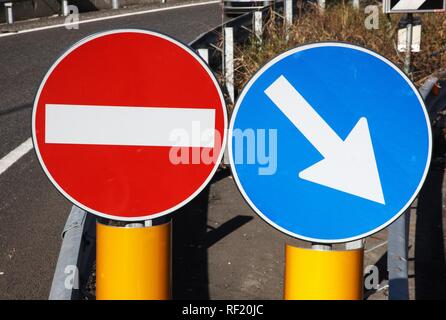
[234,2,446,101]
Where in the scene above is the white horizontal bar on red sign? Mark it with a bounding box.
[44,104,216,148]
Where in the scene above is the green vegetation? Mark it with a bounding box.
[234,2,446,104]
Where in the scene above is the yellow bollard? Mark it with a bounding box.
[284,244,364,300]
[96,221,171,300]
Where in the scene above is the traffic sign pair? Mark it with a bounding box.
[33,30,431,243]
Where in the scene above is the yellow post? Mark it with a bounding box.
[96,221,171,300]
[284,244,364,300]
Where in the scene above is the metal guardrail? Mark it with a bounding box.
[49,206,96,300]
[190,5,271,69]
[223,0,274,14]
[386,78,439,300]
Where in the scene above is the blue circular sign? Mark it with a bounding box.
[229,42,431,243]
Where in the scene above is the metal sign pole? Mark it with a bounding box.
[254,11,263,43]
[224,27,235,104]
[284,0,293,30]
[61,0,68,16]
[4,2,13,24]
[404,13,414,75]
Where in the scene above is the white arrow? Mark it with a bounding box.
[392,0,426,10]
[264,75,385,204]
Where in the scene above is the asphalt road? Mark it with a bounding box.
[0,2,224,299]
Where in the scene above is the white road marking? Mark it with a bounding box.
[0,138,33,176]
[45,104,215,147]
[0,0,220,38]
[265,75,385,204]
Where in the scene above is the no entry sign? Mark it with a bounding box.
[32,30,227,221]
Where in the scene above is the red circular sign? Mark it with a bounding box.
[32,30,227,221]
